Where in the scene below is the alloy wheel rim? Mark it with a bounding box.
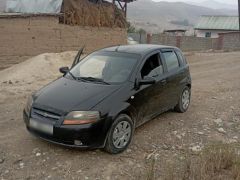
[113,121,131,149]
[182,89,190,110]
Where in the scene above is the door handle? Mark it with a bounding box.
[160,79,167,85]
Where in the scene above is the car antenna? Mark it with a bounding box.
[115,45,120,52]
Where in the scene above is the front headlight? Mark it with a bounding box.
[24,95,33,116]
[63,111,100,125]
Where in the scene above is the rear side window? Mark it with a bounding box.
[175,50,187,65]
[162,51,179,71]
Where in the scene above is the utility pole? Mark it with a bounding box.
[239,0,240,30]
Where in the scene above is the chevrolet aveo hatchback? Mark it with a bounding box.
[23,44,191,154]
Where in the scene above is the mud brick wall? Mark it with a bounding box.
[151,34,176,47]
[0,15,127,70]
[147,33,240,51]
[148,34,218,51]
[218,32,240,51]
[180,36,218,51]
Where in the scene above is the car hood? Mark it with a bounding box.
[33,77,121,115]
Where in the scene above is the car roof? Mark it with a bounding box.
[99,44,177,56]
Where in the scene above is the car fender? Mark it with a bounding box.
[102,102,138,147]
[109,102,137,127]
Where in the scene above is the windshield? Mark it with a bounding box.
[69,52,139,84]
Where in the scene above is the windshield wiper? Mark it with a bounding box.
[79,77,110,85]
[67,71,77,80]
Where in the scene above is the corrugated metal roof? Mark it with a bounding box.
[5,0,63,14]
[195,16,239,31]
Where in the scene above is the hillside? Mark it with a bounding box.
[188,0,237,10]
[0,1,5,12]
[127,0,237,33]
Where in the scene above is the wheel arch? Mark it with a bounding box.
[186,83,191,89]
[117,106,137,128]
[109,102,137,128]
[102,103,137,147]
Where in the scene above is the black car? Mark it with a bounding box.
[23,44,191,154]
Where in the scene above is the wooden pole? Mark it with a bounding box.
[239,0,240,30]
[124,1,127,17]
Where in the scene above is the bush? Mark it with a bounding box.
[164,143,240,180]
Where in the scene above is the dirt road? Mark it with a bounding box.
[0,51,240,180]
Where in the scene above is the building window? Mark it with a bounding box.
[205,32,211,38]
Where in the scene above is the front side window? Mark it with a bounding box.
[163,51,180,72]
[69,52,139,84]
[141,53,163,78]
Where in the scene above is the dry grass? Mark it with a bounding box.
[146,158,156,180]
[163,143,240,180]
[63,0,126,27]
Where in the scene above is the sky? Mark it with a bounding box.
[152,0,237,5]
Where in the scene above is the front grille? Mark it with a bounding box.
[31,108,61,121]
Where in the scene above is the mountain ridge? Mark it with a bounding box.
[187,0,237,10]
[127,0,237,33]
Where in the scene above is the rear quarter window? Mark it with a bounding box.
[162,51,180,72]
[175,50,187,65]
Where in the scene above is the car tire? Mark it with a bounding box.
[175,86,191,113]
[104,114,134,154]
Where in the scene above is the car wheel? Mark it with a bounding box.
[104,114,134,154]
[175,86,191,113]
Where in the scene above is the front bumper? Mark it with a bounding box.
[23,110,108,149]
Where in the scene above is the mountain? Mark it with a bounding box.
[0,1,5,12]
[127,0,237,33]
[188,0,237,10]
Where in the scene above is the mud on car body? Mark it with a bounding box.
[23,44,191,154]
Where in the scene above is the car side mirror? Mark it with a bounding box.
[135,76,156,89]
[59,67,69,75]
[139,76,156,86]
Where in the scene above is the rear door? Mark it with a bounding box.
[161,48,185,107]
[175,49,191,91]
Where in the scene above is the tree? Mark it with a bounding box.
[138,28,146,34]
[127,22,136,33]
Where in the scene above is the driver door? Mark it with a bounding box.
[133,51,168,126]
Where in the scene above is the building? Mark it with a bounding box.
[194,16,239,38]
[0,0,129,70]
[0,0,134,17]
[163,29,187,36]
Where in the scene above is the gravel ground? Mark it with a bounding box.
[0,51,240,180]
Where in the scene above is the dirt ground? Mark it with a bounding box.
[0,51,240,180]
